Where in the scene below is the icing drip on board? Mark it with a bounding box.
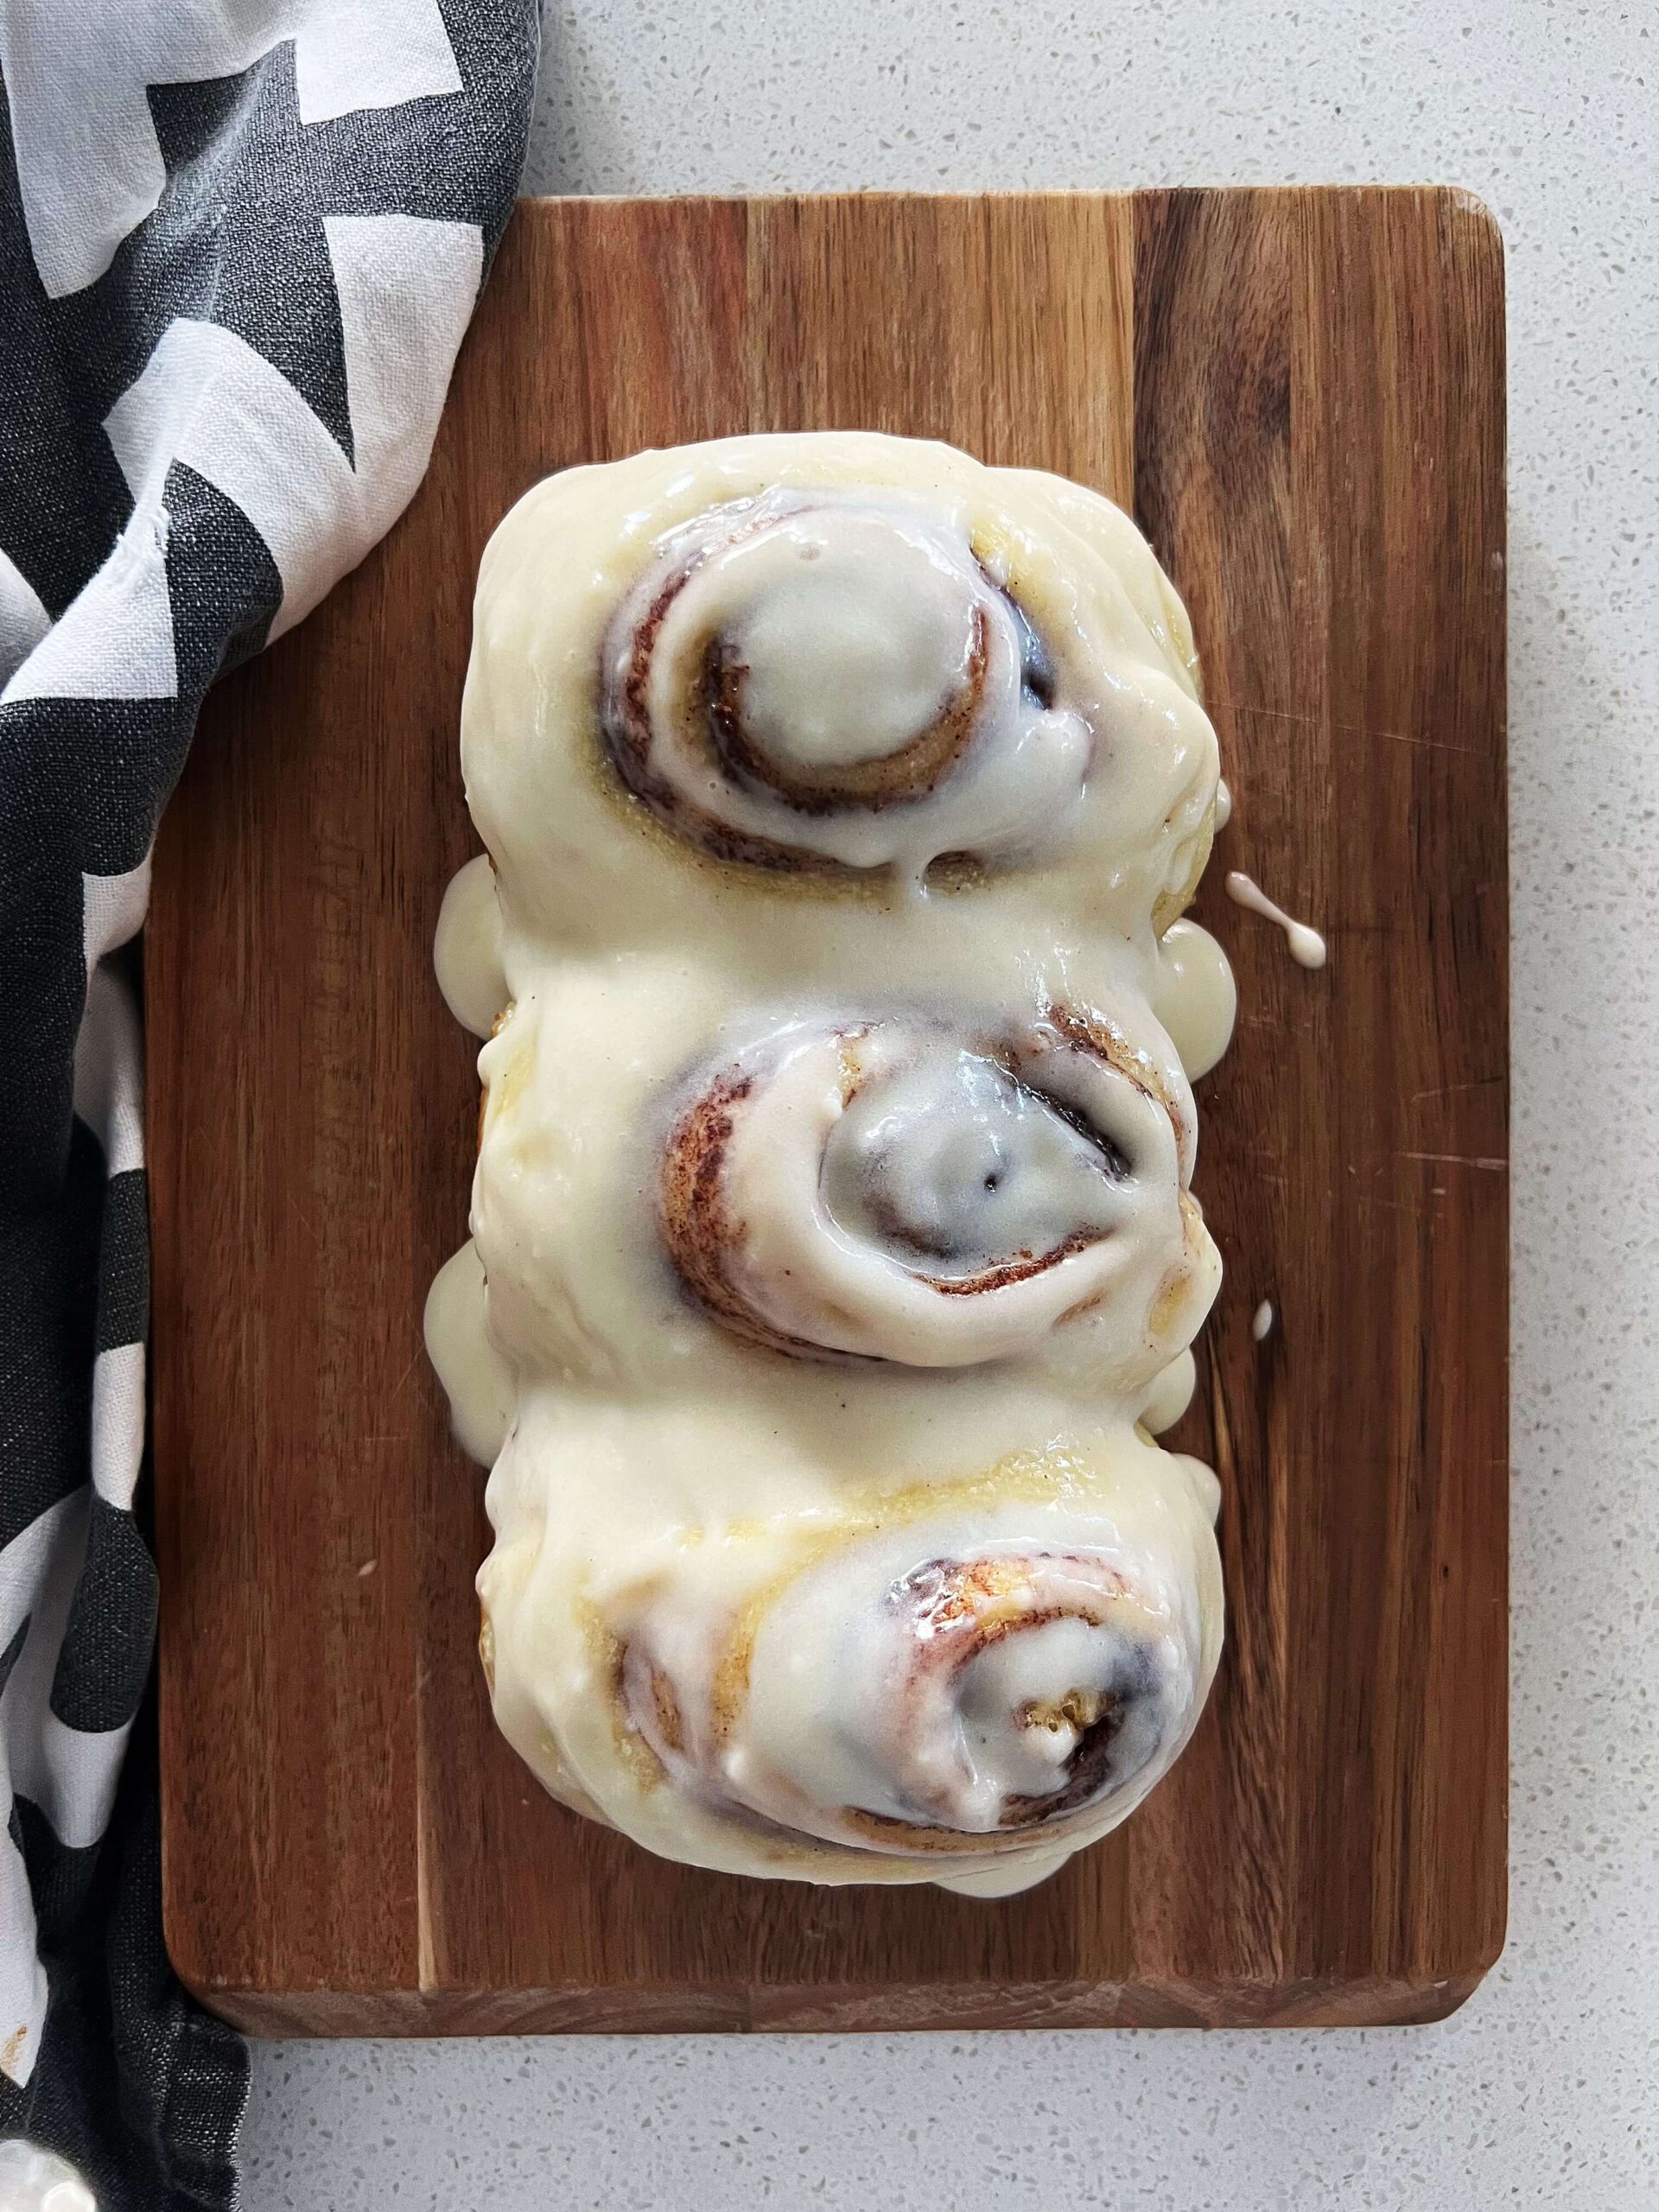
[434,854,506,1039]
[1150,918,1236,1081]
[1225,869,1327,970]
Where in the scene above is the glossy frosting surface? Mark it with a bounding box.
[428,432,1234,1890]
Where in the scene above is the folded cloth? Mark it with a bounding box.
[0,6,536,2202]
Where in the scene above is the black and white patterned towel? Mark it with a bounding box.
[0,6,536,2203]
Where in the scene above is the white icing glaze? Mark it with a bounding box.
[481,1423,1223,1885]
[1251,1299,1275,1343]
[935,1844,1081,1898]
[432,432,1236,1891]
[1140,1347,1197,1434]
[1150,917,1237,1081]
[823,1040,1123,1270]
[423,1241,515,1464]
[1225,869,1327,970]
[465,434,1220,944]
[1214,776,1232,830]
[734,514,971,769]
[660,1012,1216,1378]
[625,1485,1215,1852]
[433,853,506,1039]
[0,2142,95,2212]
[601,492,1103,890]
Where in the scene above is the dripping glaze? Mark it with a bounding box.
[1225,869,1327,970]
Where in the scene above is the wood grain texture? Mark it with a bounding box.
[149,191,1507,2036]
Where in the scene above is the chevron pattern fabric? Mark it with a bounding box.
[0,7,536,2202]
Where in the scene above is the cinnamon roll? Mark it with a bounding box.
[478,1439,1223,1887]
[430,431,1237,1897]
[659,1007,1216,1378]
[599,490,1094,881]
[459,431,1220,935]
[620,1510,1211,1854]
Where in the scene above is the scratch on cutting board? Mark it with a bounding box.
[386,1349,425,1403]
[1408,1077,1503,1102]
[1223,700,1484,757]
[1359,1196,1436,1224]
[1398,1151,1506,1170]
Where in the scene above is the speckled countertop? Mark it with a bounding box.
[242,4,1659,2204]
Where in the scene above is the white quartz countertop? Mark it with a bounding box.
[243,3,1659,2203]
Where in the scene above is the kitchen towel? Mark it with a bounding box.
[0,5,537,2203]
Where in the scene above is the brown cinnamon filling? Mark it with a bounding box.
[658,1064,838,1358]
[1022,1002,1191,1164]
[1001,1694,1127,1827]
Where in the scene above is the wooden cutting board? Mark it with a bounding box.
[149,190,1508,2034]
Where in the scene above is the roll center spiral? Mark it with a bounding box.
[659,1010,1204,1370]
[721,1541,1185,1843]
[601,488,1096,879]
[705,513,982,786]
[880,1554,1170,1832]
[821,1040,1129,1277]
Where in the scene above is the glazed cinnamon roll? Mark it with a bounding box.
[616,1508,1211,1855]
[659,1006,1216,1377]
[476,1439,1223,1887]
[429,431,1237,1897]
[458,430,1220,931]
[600,490,1094,880]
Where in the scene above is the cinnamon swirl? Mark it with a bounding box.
[598,490,1094,880]
[619,1503,1213,1854]
[460,432,1220,930]
[658,1007,1216,1378]
[478,1438,1222,1887]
